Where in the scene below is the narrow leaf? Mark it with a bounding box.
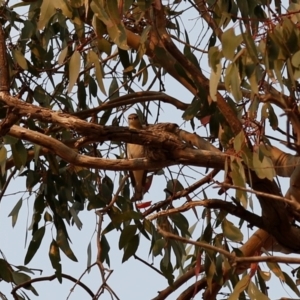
[24,226,46,265]
[67,51,81,93]
[222,218,243,242]
[8,198,23,227]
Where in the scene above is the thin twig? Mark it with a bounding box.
[152,267,199,300]
[133,254,164,276]
[157,226,235,259]
[148,199,264,229]
[217,182,300,210]
[158,226,300,265]
[94,214,120,300]
[0,167,17,203]
[11,273,95,299]
[143,169,219,216]
[67,263,97,299]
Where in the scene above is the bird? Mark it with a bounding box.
[127,113,147,201]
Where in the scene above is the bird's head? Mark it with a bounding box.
[128,113,142,129]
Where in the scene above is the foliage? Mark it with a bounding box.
[1,0,300,299]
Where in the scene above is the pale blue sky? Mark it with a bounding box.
[0,0,297,300]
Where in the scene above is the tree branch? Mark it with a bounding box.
[152,267,200,300]
[11,273,95,299]
[149,199,264,229]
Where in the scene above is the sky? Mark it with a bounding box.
[0,0,298,300]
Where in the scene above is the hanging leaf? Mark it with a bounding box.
[122,234,139,263]
[87,241,92,271]
[209,62,222,103]
[119,225,137,249]
[49,240,62,282]
[0,146,7,175]
[67,50,81,93]
[58,47,68,65]
[222,28,243,60]
[37,0,56,29]
[222,218,243,242]
[247,281,270,300]
[11,140,27,170]
[228,274,250,300]
[109,77,119,100]
[24,226,46,265]
[267,262,284,281]
[56,229,78,262]
[0,259,13,282]
[8,198,23,227]
[12,49,28,70]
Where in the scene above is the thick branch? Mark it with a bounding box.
[8,124,228,170]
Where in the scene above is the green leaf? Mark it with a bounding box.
[236,0,249,22]
[21,20,35,41]
[56,229,78,262]
[122,234,139,263]
[8,198,23,227]
[58,47,68,65]
[0,259,13,282]
[267,261,284,281]
[222,28,243,60]
[209,62,221,103]
[12,271,31,285]
[0,146,7,175]
[26,170,41,192]
[182,97,201,121]
[68,51,81,93]
[205,253,216,292]
[109,77,119,100]
[160,250,174,284]
[24,226,46,265]
[49,240,62,283]
[12,49,28,70]
[282,271,300,297]
[230,158,247,207]
[233,130,245,152]
[166,179,184,194]
[107,23,129,50]
[38,0,56,29]
[119,224,137,249]
[184,30,200,69]
[100,235,110,266]
[228,274,250,300]
[87,241,92,271]
[152,238,165,257]
[106,0,121,24]
[224,63,242,102]
[15,265,34,275]
[33,86,50,107]
[252,151,275,180]
[87,50,106,95]
[247,281,270,300]
[222,218,243,242]
[243,33,259,64]
[69,207,83,230]
[169,213,190,237]
[11,140,27,170]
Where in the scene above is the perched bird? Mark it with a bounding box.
[127,113,147,201]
